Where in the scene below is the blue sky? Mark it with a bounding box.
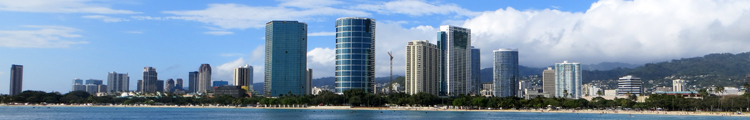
[2,0,750,94]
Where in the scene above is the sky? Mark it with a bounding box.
[2,0,750,94]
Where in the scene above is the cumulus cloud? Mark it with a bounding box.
[354,0,480,17]
[463,0,750,68]
[308,31,335,36]
[82,15,129,22]
[204,31,234,35]
[0,25,88,48]
[307,47,335,78]
[158,1,370,29]
[214,45,266,83]
[0,0,139,14]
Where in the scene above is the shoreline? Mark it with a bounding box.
[3,104,748,117]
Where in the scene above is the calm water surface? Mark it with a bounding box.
[0,106,746,120]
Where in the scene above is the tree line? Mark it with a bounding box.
[3,89,750,112]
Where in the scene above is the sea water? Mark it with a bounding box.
[0,106,746,120]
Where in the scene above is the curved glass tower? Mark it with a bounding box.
[335,17,376,94]
[492,48,518,97]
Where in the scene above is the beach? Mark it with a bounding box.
[5,104,748,117]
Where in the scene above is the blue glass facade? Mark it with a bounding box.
[492,49,518,97]
[335,17,376,94]
[437,25,471,96]
[213,81,228,87]
[471,47,480,94]
[265,21,308,97]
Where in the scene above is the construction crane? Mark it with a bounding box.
[388,51,393,93]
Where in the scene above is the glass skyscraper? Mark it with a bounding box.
[438,25,471,96]
[470,47,480,94]
[492,48,518,97]
[265,20,308,97]
[335,17,376,94]
[555,61,582,99]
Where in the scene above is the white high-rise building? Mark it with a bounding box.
[233,64,253,92]
[438,25,472,96]
[673,79,687,92]
[617,75,643,96]
[493,48,518,97]
[107,72,129,93]
[405,40,440,95]
[555,61,582,99]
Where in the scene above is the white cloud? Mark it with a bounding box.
[0,25,88,48]
[0,0,139,14]
[308,31,335,36]
[82,15,129,22]
[157,2,370,29]
[354,0,480,17]
[124,31,142,34]
[462,0,750,68]
[131,16,163,20]
[215,45,266,83]
[204,31,233,35]
[307,47,335,78]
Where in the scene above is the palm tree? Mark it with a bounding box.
[596,90,603,96]
[563,90,569,98]
[716,86,725,95]
[743,83,750,92]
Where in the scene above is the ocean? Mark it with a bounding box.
[0,106,746,120]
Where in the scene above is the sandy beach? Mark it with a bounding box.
[4,104,748,117]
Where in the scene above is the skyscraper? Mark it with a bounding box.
[265,20,308,97]
[188,71,198,93]
[72,78,85,92]
[673,79,687,92]
[334,17,376,94]
[493,48,518,97]
[156,80,164,92]
[107,72,129,93]
[542,67,555,96]
[438,25,471,96]
[198,64,212,93]
[166,79,175,92]
[176,78,183,91]
[555,61,582,99]
[405,40,440,95]
[10,64,22,95]
[306,69,313,95]
[617,75,642,96]
[471,47,481,94]
[85,79,103,85]
[137,80,142,92]
[233,65,253,92]
[142,67,157,93]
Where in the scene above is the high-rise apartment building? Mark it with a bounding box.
[542,67,555,96]
[10,64,23,95]
[617,75,642,96]
[233,65,253,92]
[405,40,440,95]
[471,47,481,94]
[334,17,376,94]
[136,80,142,92]
[555,61,582,99]
[673,79,687,92]
[518,80,531,98]
[265,20,309,97]
[156,80,164,92]
[107,72,129,93]
[176,78,183,91]
[198,64,212,93]
[166,79,175,92]
[142,67,158,93]
[493,48,518,97]
[438,25,471,96]
[188,71,198,93]
[72,78,85,92]
[85,79,103,85]
[306,69,313,95]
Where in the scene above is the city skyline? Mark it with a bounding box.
[3,0,750,94]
